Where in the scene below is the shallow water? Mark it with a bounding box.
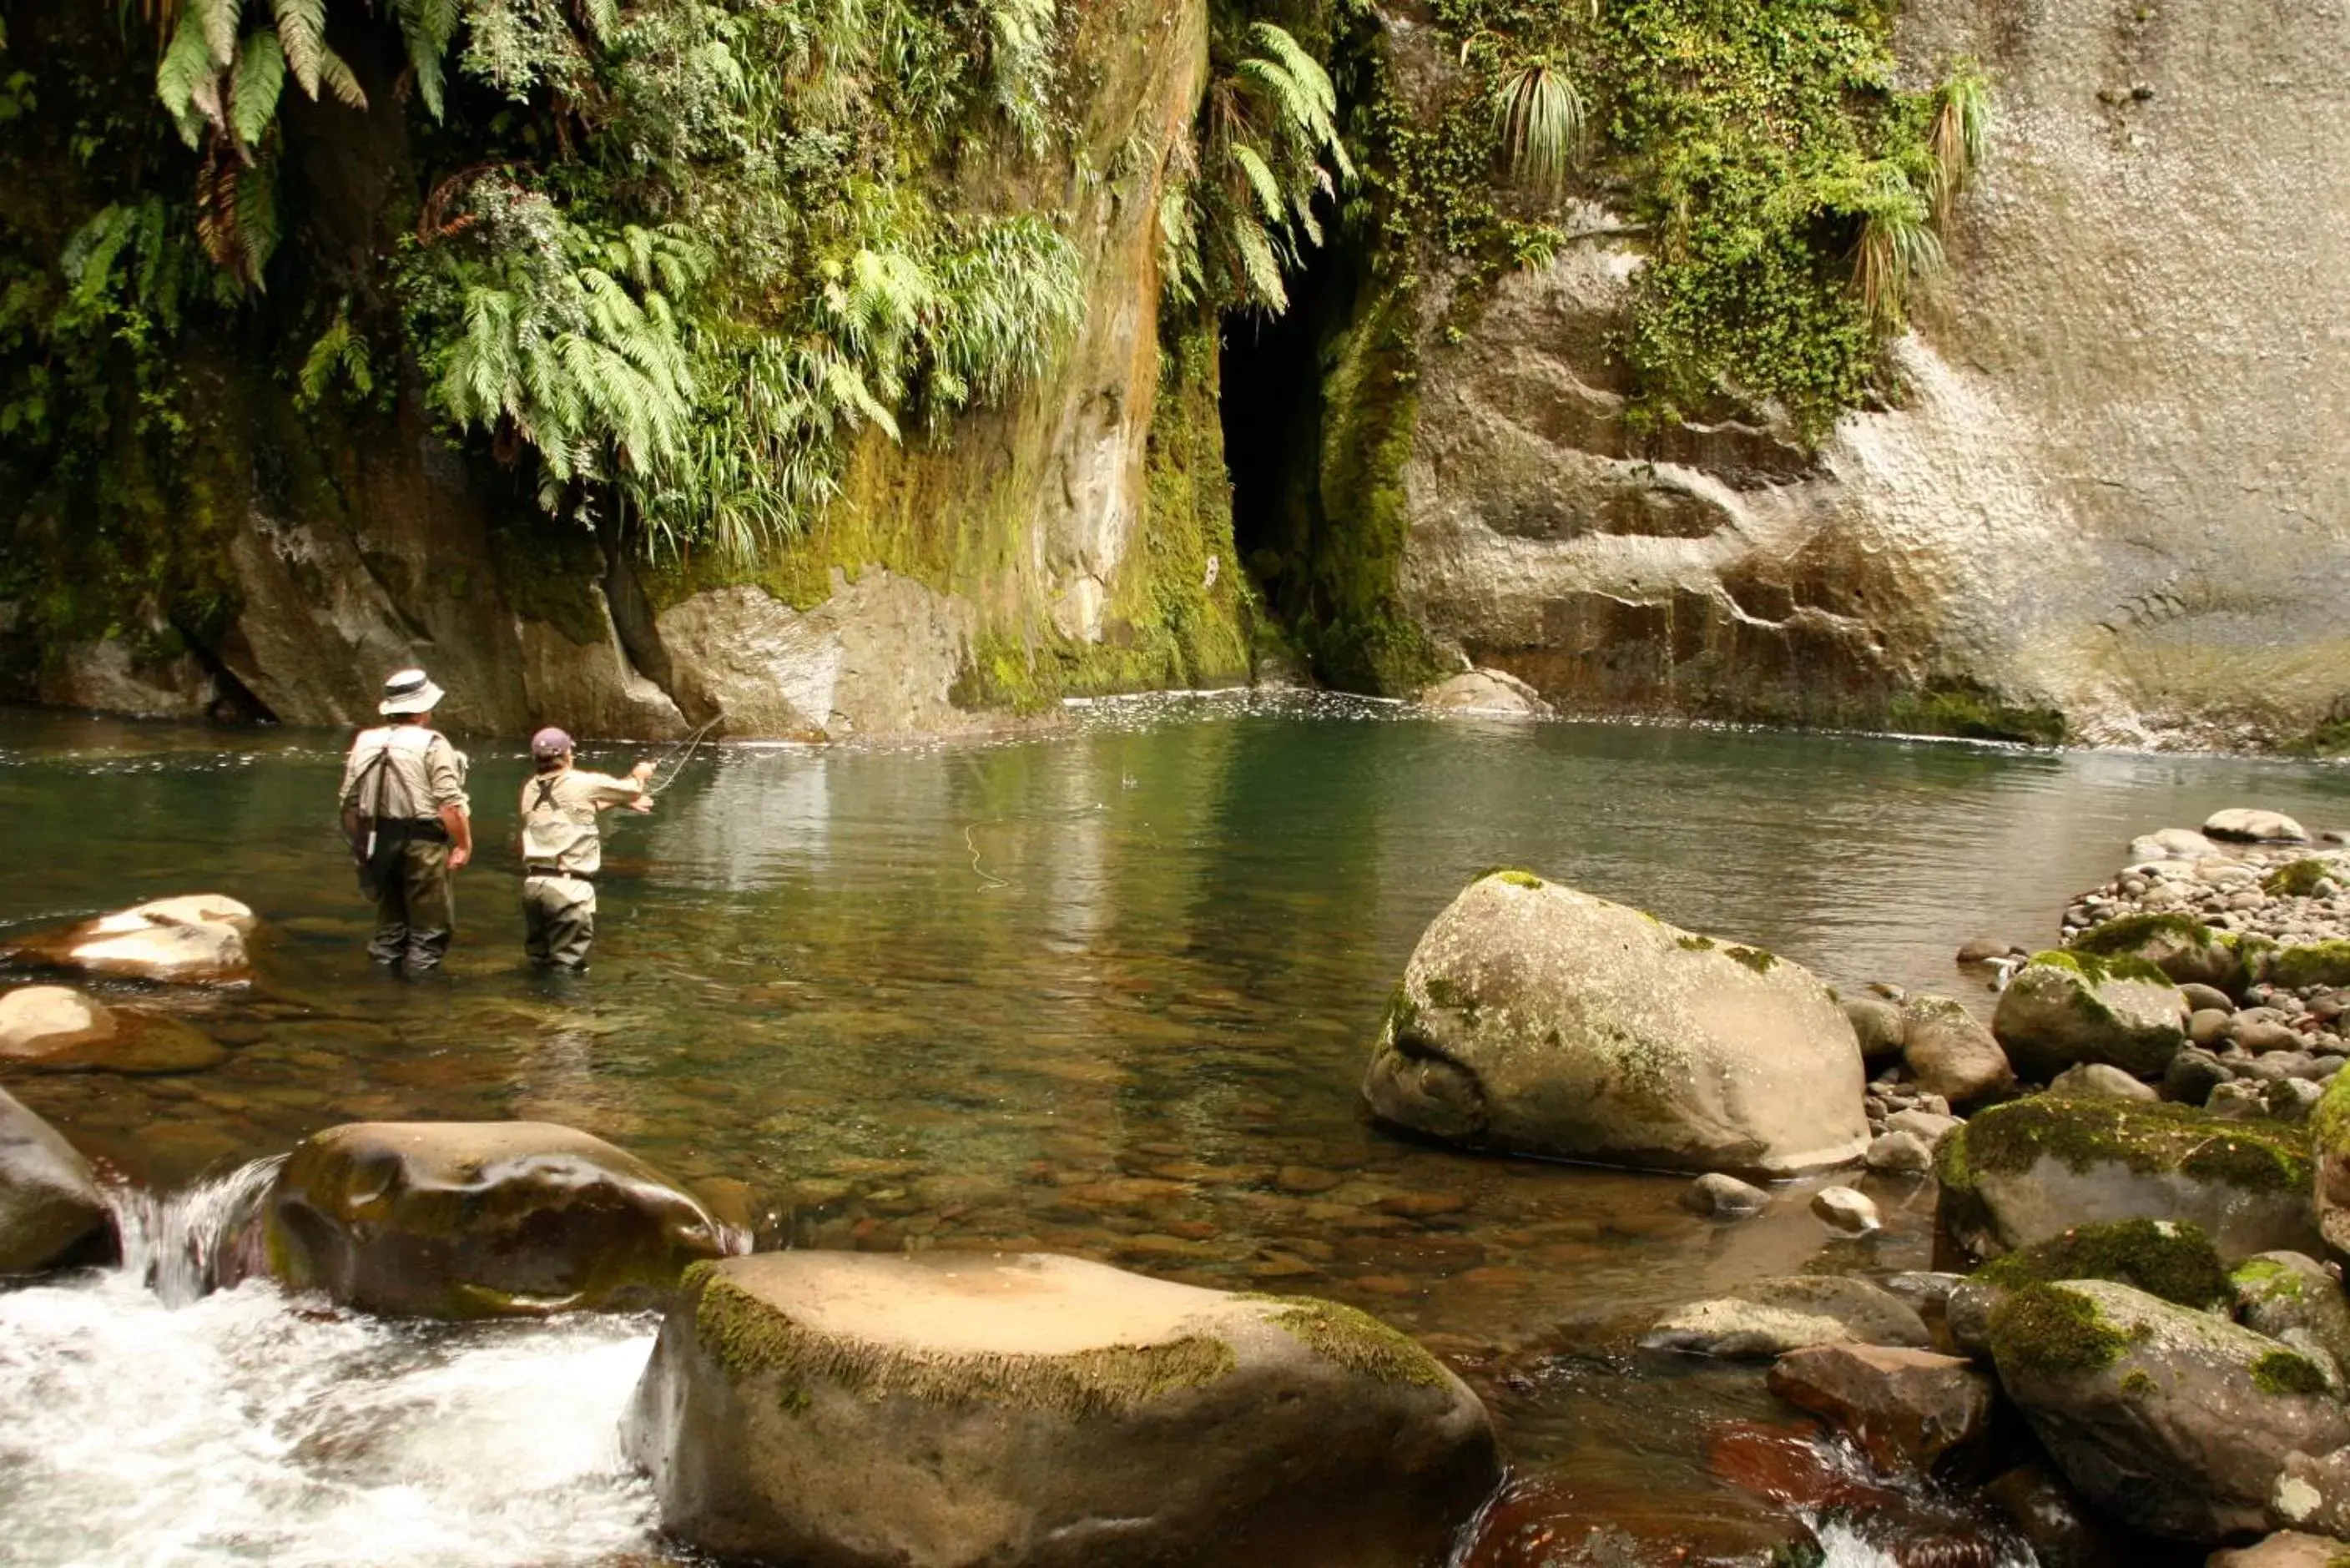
[3,693,2343,1564]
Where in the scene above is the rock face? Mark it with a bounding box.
[1986,1281,2350,1541]
[622,1252,1500,1568]
[1340,0,2350,749]
[263,1122,739,1317]
[0,1087,112,1273]
[1361,871,1868,1176]
[1992,952,2188,1081]
[1766,1345,1994,1475]
[1936,1098,2320,1263]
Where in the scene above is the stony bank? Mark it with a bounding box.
[3,0,2343,747]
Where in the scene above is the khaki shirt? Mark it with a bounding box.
[340,726,470,820]
[519,768,643,877]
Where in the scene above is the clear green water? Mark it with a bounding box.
[3,693,2342,1562]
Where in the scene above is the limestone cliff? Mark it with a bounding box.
[1319,0,2350,748]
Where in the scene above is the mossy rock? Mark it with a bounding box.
[1936,1097,2321,1263]
[2070,913,2249,993]
[2262,860,2334,899]
[2274,942,2350,992]
[1989,1279,2350,1542]
[2307,1071,2350,1258]
[623,1252,1500,1568]
[263,1121,739,1318]
[1362,874,1867,1177]
[1978,1218,2233,1311]
[1992,950,2188,1081]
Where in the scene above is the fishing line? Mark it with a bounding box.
[645,716,722,797]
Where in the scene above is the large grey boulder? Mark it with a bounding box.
[0,1087,112,1273]
[1993,951,2189,1081]
[1900,995,2015,1107]
[1936,1098,2320,1263]
[1986,1280,2350,1541]
[622,1252,1500,1568]
[1361,871,1868,1176]
[263,1121,740,1317]
[29,895,255,983]
[2206,809,2308,845]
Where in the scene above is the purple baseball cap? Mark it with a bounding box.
[530,727,574,758]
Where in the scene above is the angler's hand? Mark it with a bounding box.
[630,759,657,784]
[448,845,473,870]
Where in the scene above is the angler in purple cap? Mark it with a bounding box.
[517,727,656,971]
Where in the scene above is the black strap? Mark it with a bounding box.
[524,866,593,882]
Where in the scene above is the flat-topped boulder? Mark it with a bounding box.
[0,1087,113,1273]
[1361,870,1868,1177]
[1419,668,1553,717]
[25,895,255,983]
[2205,809,2309,845]
[1937,1098,2319,1263]
[263,1121,739,1317]
[623,1251,1500,1568]
[1992,950,2188,1081]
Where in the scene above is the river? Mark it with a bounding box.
[3,693,2343,1565]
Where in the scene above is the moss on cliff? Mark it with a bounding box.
[1886,679,2069,746]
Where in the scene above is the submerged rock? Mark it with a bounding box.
[1813,1185,1883,1233]
[1987,1280,2350,1540]
[1936,1097,2318,1263]
[1901,995,2016,1108]
[1360,870,1868,1177]
[1682,1172,1771,1220]
[623,1251,1500,1568]
[0,987,226,1075]
[1645,1277,1929,1359]
[28,895,256,983]
[1419,668,1553,717]
[1993,950,2188,1081]
[1766,1345,1994,1475]
[263,1121,739,1317]
[0,1087,112,1273]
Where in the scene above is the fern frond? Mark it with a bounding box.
[1230,214,1287,312]
[268,0,328,98]
[391,0,461,118]
[1229,143,1286,224]
[194,0,242,67]
[234,152,279,285]
[155,8,223,146]
[229,31,285,151]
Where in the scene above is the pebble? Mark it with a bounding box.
[1811,1187,1881,1235]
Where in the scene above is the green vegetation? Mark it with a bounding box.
[2251,1347,2332,1398]
[2307,1067,2350,1155]
[1886,679,2068,746]
[2070,912,2218,960]
[1724,945,1777,974]
[2272,941,2350,991]
[1248,1293,1450,1386]
[2027,947,2172,991]
[1976,1219,2231,1312]
[1477,865,1546,889]
[1987,1283,2129,1380]
[1945,1097,2312,1197]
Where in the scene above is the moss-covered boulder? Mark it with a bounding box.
[1935,1098,2319,1263]
[0,1087,112,1273]
[2068,913,2250,993]
[1944,1218,2231,1357]
[1360,872,1867,1176]
[2308,1069,2350,1257]
[263,1122,739,1318]
[622,1252,1500,1568]
[2275,941,2350,991]
[1987,1280,2350,1541]
[2232,1252,2350,1382]
[1900,995,2015,1108]
[1992,950,2189,1081]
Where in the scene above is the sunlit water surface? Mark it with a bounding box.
[5,693,2343,1565]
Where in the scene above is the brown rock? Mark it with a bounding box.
[1766,1345,1995,1475]
[1902,995,2016,1107]
[2209,1534,2350,1568]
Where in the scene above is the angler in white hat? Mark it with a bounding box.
[336,668,474,971]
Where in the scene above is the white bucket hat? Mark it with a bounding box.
[378,668,447,716]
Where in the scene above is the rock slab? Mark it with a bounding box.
[1993,952,2187,1081]
[263,1121,738,1317]
[1362,872,1868,1176]
[0,1087,112,1273]
[623,1251,1501,1568]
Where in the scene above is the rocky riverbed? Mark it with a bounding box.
[14,775,2350,1566]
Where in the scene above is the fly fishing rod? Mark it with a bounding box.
[645,715,722,797]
